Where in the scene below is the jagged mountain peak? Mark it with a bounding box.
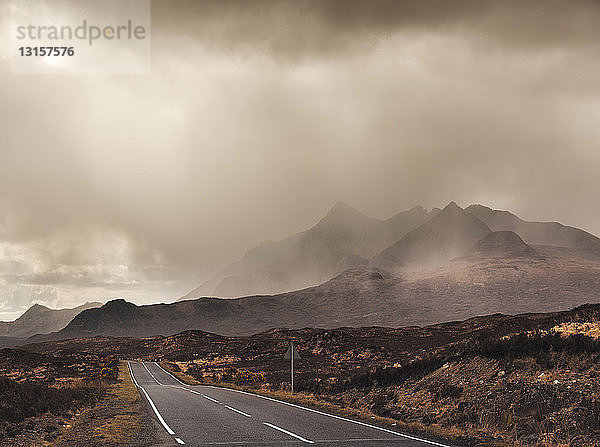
[440,201,463,214]
[465,204,514,219]
[422,201,490,235]
[329,200,356,213]
[370,202,491,271]
[316,201,376,228]
[465,204,492,212]
[181,202,433,299]
[385,205,431,223]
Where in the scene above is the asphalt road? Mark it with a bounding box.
[128,361,457,447]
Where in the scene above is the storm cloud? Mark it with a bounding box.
[1,0,600,318]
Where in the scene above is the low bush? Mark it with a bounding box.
[0,376,98,439]
[219,367,265,386]
[94,355,119,383]
[295,356,448,394]
[474,332,600,367]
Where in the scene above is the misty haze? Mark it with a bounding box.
[1,1,600,446]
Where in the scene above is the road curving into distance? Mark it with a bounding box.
[128,361,457,447]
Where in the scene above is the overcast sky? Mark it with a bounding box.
[1,0,600,319]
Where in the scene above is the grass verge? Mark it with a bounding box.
[52,361,165,447]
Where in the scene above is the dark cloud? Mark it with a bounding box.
[153,0,600,58]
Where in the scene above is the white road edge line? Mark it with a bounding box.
[175,437,185,445]
[140,383,176,435]
[263,422,314,444]
[128,362,177,437]
[224,405,251,418]
[154,362,451,447]
[127,362,139,387]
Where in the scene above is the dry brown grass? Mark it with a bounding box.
[51,361,150,447]
[93,413,141,444]
[90,363,144,444]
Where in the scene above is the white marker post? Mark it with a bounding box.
[283,342,301,394]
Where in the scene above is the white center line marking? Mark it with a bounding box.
[182,388,202,395]
[142,362,165,386]
[202,385,452,447]
[154,362,187,385]
[201,394,220,404]
[263,422,314,444]
[152,362,451,447]
[224,405,251,418]
[129,362,181,442]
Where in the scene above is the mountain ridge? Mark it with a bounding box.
[182,201,600,301]
[0,301,102,340]
[369,202,492,272]
[182,201,437,299]
[31,240,600,341]
[465,204,600,253]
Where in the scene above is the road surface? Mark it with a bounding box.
[128,361,456,447]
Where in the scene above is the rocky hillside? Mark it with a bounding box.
[466,231,540,259]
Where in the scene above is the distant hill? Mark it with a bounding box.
[0,302,102,340]
[182,202,437,299]
[0,336,27,349]
[24,303,600,372]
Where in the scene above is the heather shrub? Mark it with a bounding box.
[0,376,97,439]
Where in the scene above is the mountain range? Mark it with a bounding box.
[181,202,438,299]
[0,302,101,346]
[183,201,600,298]
[29,201,600,341]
